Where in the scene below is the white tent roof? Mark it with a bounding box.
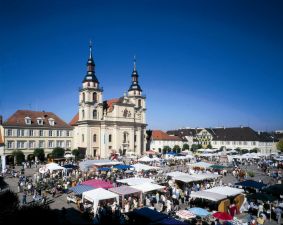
[189,162,213,169]
[191,173,220,180]
[132,163,160,172]
[190,191,227,201]
[43,162,65,172]
[166,171,188,177]
[205,186,244,197]
[116,177,154,186]
[174,175,201,183]
[82,188,119,203]
[138,156,159,162]
[131,183,165,193]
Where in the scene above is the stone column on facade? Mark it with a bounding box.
[100,125,106,159]
[129,128,135,153]
[113,125,118,154]
[1,154,6,173]
[136,127,141,156]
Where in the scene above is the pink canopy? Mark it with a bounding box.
[82,179,113,189]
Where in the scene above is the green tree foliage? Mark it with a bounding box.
[191,144,198,152]
[250,148,259,153]
[277,140,283,152]
[173,145,181,153]
[51,147,65,158]
[207,143,212,149]
[71,149,80,159]
[182,143,190,151]
[33,148,45,161]
[163,146,171,154]
[12,150,25,165]
[197,144,203,149]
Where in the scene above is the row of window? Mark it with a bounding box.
[80,133,135,143]
[6,129,71,137]
[25,117,55,126]
[213,141,257,145]
[7,140,71,149]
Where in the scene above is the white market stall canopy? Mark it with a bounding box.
[174,175,202,183]
[117,177,155,186]
[205,186,244,197]
[166,171,188,178]
[190,191,227,201]
[131,163,160,172]
[131,183,165,193]
[138,156,160,162]
[82,188,119,203]
[191,173,221,180]
[40,163,65,173]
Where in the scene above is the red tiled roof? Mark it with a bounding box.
[107,98,120,112]
[3,110,72,129]
[69,113,79,126]
[152,130,182,141]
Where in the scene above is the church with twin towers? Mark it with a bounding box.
[70,42,147,158]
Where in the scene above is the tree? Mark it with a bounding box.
[277,140,283,152]
[163,146,171,154]
[146,130,153,151]
[250,148,259,153]
[33,148,45,161]
[182,143,190,151]
[72,149,80,160]
[197,144,203,149]
[51,147,65,158]
[173,145,181,153]
[12,150,25,165]
[207,142,212,149]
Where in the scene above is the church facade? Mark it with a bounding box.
[70,44,147,158]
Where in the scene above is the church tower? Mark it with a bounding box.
[128,57,146,111]
[79,42,103,122]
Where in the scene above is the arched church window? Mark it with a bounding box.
[93,92,97,102]
[82,110,85,119]
[93,110,97,119]
[82,92,85,102]
[138,99,141,107]
[82,134,84,142]
[93,134,97,142]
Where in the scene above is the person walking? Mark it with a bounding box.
[22,192,27,205]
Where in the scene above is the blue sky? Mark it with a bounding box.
[0,0,282,131]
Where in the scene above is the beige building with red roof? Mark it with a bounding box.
[70,44,146,158]
[0,111,73,170]
[150,130,185,153]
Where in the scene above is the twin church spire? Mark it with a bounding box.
[82,41,142,94]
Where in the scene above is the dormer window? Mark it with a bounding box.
[25,117,31,125]
[48,118,55,126]
[37,117,43,125]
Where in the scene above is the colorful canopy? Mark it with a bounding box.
[176,210,196,220]
[235,180,267,189]
[129,207,168,223]
[158,218,188,225]
[108,186,141,196]
[69,184,95,195]
[82,179,113,189]
[188,208,210,217]
[212,212,233,221]
[113,164,133,170]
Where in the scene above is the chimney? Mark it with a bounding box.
[0,115,2,125]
